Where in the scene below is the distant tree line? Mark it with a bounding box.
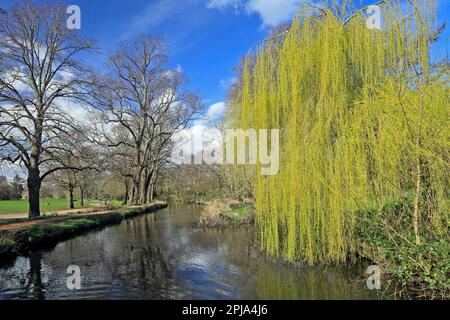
[0,1,200,217]
[0,174,24,200]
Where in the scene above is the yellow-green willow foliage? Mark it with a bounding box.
[231,0,449,264]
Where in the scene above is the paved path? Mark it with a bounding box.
[0,204,153,232]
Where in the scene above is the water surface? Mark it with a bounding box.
[0,204,389,300]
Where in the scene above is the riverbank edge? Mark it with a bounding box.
[0,202,168,258]
[195,198,448,299]
[194,200,255,229]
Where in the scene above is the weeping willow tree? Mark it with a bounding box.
[231,0,449,264]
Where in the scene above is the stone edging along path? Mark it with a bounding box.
[0,202,168,258]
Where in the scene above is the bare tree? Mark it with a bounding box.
[47,140,100,209]
[0,1,95,217]
[77,169,92,207]
[51,169,78,209]
[100,125,136,204]
[92,35,200,205]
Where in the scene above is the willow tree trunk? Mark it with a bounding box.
[413,91,424,246]
[27,168,41,218]
[413,159,422,245]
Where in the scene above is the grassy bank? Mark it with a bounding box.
[0,198,120,216]
[355,198,449,299]
[0,202,167,257]
[196,199,255,228]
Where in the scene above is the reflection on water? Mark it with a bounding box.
[0,204,390,300]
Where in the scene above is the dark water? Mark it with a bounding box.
[0,204,390,300]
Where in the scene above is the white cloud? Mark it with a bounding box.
[246,0,304,26]
[170,101,226,164]
[56,98,90,123]
[220,77,237,89]
[171,123,223,164]
[163,65,183,79]
[207,0,323,26]
[207,101,226,120]
[207,0,243,10]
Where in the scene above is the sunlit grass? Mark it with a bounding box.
[0,199,99,215]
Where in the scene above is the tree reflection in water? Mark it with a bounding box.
[0,204,390,300]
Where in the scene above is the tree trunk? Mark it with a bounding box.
[141,174,151,204]
[413,159,422,245]
[147,170,158,203]
[68,188,75,209]
[27,168,41,218]
[132,177,140,204]
[123,182,129,205]
[80,187,84,207]
[149,183,154,203]
[413,91,424,245]
[131,184,136,205]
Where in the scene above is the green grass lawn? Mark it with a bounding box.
[0,198,99,215]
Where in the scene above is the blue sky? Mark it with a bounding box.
[0,0,448,179]
[0,0,448,118]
